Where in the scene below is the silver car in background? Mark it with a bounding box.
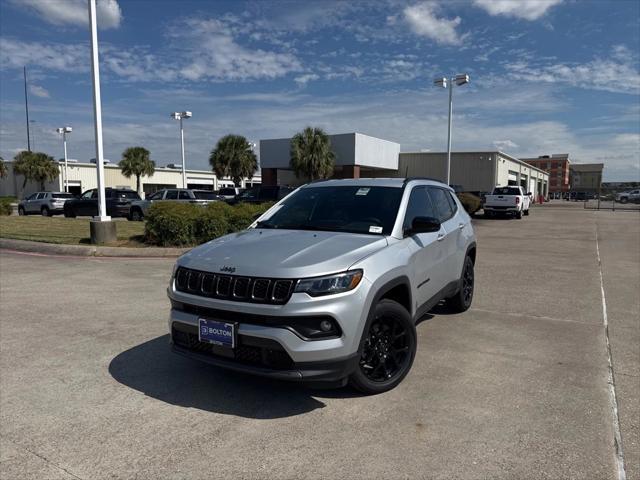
[128,188,222,221]
[18,192,76,216]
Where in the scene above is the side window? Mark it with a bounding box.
[165,190,178,200]
[81,190,93,199]
[428,187,454,222]
[148,191,163,200]
[258,187,277,200]
[91,190,99,199]
[403,186,437,230]
[36,193,46,200]
[241,188,259,200]
[26,193,38,200]
[445,191,459,214]
[178,191,191,200]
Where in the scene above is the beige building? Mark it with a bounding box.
[0,161,261,199]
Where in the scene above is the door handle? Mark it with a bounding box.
[458,223,465,230]
[437,233,445,242]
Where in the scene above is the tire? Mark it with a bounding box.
[41,206,51,217]
[447,256,475,313]
[483,211,492,219]
[129,208,143,221]
[349,299,417,395]
[18,206,25,216]
[516,210,522,219]
[620,197,628,204]
[64,206,76,218]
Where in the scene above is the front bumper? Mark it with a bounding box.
[171,322,359,385]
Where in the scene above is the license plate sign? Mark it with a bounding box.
[198,318,235,348]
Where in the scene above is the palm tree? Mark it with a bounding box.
[290,127,335,181]
[12,151,59,190]
[120,147,155,194]
[209,134,258,186]
[0,156,7,179]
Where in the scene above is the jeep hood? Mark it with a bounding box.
[178,229,388,278]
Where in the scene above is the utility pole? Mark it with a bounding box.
[23,67,31,152]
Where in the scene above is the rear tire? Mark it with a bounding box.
[620,197,628,204]
[41,207,51,217]
[349,299,417,395]
[447,256,475,313]
[18,206,25,216]
[64,207,76,218]
[516,210,522,219]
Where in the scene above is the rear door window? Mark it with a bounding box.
[428,187,454,222]
[165,190,179,200]
[178,191,191,200]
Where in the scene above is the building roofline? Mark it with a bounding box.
[400,150,549,175]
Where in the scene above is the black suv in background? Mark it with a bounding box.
[64,188,141,218]
[228,185,294,204]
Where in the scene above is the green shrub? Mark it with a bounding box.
[0,197,15,216]
[144,201,275,247]
[457,192,482,215]
[144,202,200,247]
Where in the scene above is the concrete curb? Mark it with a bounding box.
[0,238,190,257]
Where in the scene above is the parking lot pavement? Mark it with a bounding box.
[1,207,638,479]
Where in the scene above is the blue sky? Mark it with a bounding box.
[0,0,639,180]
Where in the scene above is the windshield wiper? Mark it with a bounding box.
[256,221,277,229]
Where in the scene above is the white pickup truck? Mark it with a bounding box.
[483,186,531,219]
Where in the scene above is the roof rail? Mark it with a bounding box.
[402,177,447,186]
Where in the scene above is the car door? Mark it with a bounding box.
[427,187,462,286]
[402,186,447,311]
[80,189,98,216]
[25,193,40,213]
[178,190,192,203]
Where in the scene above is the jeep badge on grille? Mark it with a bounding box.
[220,266,236,273]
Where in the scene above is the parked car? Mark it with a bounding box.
[616,189,640,204]
[128,188,220,221]
[64,188,141,218]
[18,192,76,216]
[483,186,531,218]
[216,187,243,200]
[227,185,294,204]
[167,178,476,394]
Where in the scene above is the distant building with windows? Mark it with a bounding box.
[570,163,604,194]
[522,154,571,195]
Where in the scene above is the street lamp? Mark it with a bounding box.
[56,126,73,192]
[171,111,192,188]
[434,73,470,185]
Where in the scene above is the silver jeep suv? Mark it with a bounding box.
[167,178,476,393]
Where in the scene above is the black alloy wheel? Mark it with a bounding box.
[447,256,475,313]
[349,299,417,394]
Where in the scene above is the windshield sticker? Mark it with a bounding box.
[369,226,383,233]
[356,188,370,196]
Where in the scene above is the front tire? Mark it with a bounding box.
[18,206,25,216]
[620,197,628,204]
[129,208,143,221]
[349,299,417,395]
[447,256,475,313]
[64,206,76,218]
[41,206,51,217]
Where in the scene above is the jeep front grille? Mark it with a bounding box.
[174,267,295,305]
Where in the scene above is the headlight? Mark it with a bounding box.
[294,270,363,297]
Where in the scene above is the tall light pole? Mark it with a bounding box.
[434,73,470,185]
[171,111,192,188]
[56,126,72,192]
[88,0,108,221]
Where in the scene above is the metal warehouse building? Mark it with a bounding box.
[0,161,261,199]
[260,132,549,197]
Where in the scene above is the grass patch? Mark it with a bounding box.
[0,216,146,246]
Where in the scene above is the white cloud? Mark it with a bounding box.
[29,84,50,98]
[0,38,87,72]
[473,0,562,21]
[493,140,519,150]
[505,47,640,94]
[169,18,302,82]
[294,73,319,86]
[404,2,465,46]
[12,0,122,29]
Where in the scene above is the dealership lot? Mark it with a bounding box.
[1,205,638,479]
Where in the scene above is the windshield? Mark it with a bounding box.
[193,191,218,200]
[256,185,402,235]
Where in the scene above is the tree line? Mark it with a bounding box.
[2,126,336,191]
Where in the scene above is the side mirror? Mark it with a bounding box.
[405,216,441,236]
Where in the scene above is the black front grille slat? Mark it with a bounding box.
[252,279,270,300]
[175,268,294,305]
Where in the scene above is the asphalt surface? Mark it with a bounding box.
[1,204,638,479]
